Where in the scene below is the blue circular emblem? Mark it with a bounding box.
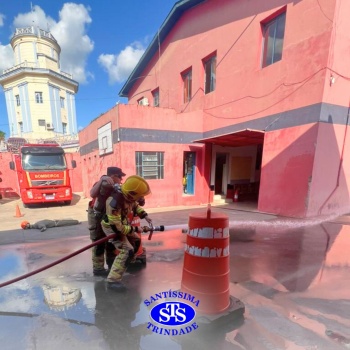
[150,301,196,326]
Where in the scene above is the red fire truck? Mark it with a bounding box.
[9,143,76,207]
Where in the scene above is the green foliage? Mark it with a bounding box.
[0,130,5,141]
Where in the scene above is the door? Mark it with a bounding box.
[183,152,196,195]
[215,153,227,195]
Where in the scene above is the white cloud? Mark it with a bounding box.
[50,3,94,83]
[98,42,145,84]
[0,13,5,27]
[0,4,94,84]
[0,44,14,72]
[13,5,56,30]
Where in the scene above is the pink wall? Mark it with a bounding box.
[78,104,209,207]
[65,152,83,193]
[128,0,333,127]
[259,124,318,217]
[260,122,350,217]
[76,0,350,217]
[308,123,350,216]
[0,152,19,198]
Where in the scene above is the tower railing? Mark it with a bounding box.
[2,61,72,79]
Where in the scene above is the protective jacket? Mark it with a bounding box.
[101,190,148,236]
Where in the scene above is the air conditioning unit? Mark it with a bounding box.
[46,123,54,130]
[139,97,149,106]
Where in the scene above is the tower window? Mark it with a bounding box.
[15,95,20,106]
[60,97,65,108]
[35,92,43,104]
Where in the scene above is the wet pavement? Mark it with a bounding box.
[0,196,350,349]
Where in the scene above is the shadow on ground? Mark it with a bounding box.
[19,193,83,209]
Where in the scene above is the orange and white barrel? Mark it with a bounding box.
[181,210,230,314]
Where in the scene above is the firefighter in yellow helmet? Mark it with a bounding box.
[101,175,152,290]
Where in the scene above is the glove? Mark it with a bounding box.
[132,226,140,233]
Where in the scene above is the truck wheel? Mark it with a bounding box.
[64,200,71,205]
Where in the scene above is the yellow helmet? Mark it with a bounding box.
[121,175,151,202]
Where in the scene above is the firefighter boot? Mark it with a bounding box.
[92,244,108,276]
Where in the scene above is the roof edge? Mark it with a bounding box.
[119,0,206,98]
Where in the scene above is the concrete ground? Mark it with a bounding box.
[0,194,350,349]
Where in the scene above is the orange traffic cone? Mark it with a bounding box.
[14,204,24,218]
[181,207,230,314]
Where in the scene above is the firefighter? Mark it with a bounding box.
[21,219,80,232]
[101,175,153,290]
[87,166,126,276]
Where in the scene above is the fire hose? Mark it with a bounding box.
[0,224,165,289]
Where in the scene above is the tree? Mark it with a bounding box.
[0,131,5,141]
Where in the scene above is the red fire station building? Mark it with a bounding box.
[79,0,350,218]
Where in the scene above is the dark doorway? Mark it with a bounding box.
[215,153,226,195]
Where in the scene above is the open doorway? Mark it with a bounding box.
[215,153,228,195]
[183,152,196,195]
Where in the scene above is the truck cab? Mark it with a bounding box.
[9,143,76,206]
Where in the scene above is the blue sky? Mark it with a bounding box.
[0,1,176,138]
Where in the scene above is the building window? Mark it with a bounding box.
[15,95,20,106]
[35,92,43,103]
[152,89,159,107]
[18,122,23,133]
[136,151,164,179]
[138,97,149,106]
[204,56,216,94]
[261,12,286,68]
[182,69,192,103]
[60,97,65,108]
[62,123,67,134]
[38,119,46,127]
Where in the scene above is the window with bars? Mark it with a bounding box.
[181,69,192,103]
[261,12,286,68]
[136,151,164,179]
[204,55,216,94]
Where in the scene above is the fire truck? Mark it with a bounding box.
[9,143,76,207]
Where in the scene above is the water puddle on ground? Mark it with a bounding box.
[0,223,349,349]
